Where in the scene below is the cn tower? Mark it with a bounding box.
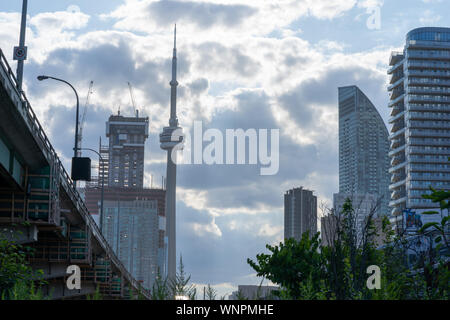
[160,25,184,281]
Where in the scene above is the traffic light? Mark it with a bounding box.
[71,157,91,181]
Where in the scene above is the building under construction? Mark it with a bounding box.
[103,113,149,189]
[85,110,166,290]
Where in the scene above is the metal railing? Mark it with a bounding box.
[0,48,149,299]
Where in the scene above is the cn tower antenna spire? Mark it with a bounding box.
[169,24,178,127]
[174,24,177,51]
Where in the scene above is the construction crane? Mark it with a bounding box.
[77,80,94,157]
[128,81,136,110]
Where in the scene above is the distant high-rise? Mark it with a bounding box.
[338,86,390,216]
[284,187,317,241]
[388,27,450,227]
[105,113,149,188]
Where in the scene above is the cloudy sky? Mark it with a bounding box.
[0,0,447,298]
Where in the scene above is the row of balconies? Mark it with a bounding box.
[389,144,406,157]
[409,155,450,163]
[389,161,407,173]
[391,188,406,200]
[388,77,405,91]
[389,178,407,190]
[408,146,450,155]
[408,78,450,87]
[390,87,405,100]
[408,103,450,112]
[389,93,405,108]
[391,172,407,183]
[407,60,450,70]
[408,181,450,189]
[407,113,450,122]
[388,56,404,74]
[409,164,450,173]
[391,120,406,133]
[389,196,407,207]
[391,103,405,117]
[390,138,405,150]
[407,69,450,78]
[408,172,450,180]
[408,95,450,103]
[407,86,450,95]
[391,207,403,217]
[407,121,449,129]
[389,111,406,124]
[408,50,450,60]
[407,198,440,208]
[389,127,406,140]
[406,129,450,138]
[391,150,406,163]
[390,70,404,84]
[407,137,450,146]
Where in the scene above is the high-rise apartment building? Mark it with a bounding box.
[85,187,166,289]
[104,113,149,188]
[388,27,450,227]
[338,86,390,216]
[284,187,317,241]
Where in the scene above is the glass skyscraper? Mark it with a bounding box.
[338,86,390,216]
[388,27,450,226]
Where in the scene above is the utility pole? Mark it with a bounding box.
[15,0,28,92]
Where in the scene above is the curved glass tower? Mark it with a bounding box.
[338,86,390,216]
[388,27,450,226]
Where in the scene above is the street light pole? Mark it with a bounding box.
[16,0,28,92]
[78,147,105,231]
[37,75,79,188]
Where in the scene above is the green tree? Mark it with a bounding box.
[247,232,326,299]
[170,255,197,300]
[151,271,171,300]
[205,284,217,300]
[0,233,48,300]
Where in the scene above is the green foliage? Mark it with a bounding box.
[151,271,171,300]
[247,194,449,300]
[170,255,197,300]
[205,284,217,300]
[3,280,49,300]
[0,235,48,300]
[87,285,103,300]
[234,289,247,300]
[247,232,326,299]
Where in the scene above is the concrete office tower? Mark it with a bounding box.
[105,113,149,188]
[284,187,317,241]
[160,26,184,281]
[338,86,390,216]
[388,27,450,227]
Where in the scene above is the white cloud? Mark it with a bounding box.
[419,9,441,25]
[0,0,418,290]
[101,0,358,37]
